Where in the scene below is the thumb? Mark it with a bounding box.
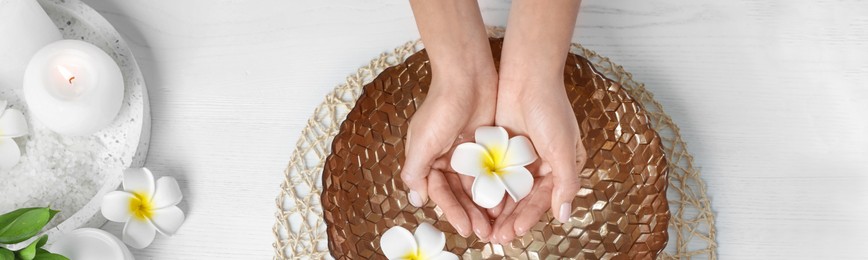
[549,147,581,223]
[400,129,437,208]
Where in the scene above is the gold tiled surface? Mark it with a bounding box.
[322,38,669,259]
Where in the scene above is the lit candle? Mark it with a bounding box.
[0,0,62,89]
[48,228,134,260]
[23,39,124,136]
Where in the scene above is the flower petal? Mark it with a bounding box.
[0,139,20,170]
[450,143,488,177]
[150,206,185,236]
[414,222,445,258]
[503,136,537,168]
[380,226,417,259]
[0,108,28,138]
[152,177,183,209]
[430,251,460,260]
[471,173,505,209]
[123,167,155,197]
[122,218,156,249]
[474,126,508,161]
[101,191,134,222]
[499,166,535,202]
[0,100,7,115]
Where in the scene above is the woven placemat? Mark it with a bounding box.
[323,37,669,259]
[273,27,717,259]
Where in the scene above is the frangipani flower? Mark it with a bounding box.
[380,222,458,260]
[101,167,185,249]
[450,126,538,208]
[0,100,28,169]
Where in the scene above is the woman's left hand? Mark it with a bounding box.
[488,75,588,244]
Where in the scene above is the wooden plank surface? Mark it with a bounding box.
[81,0,868,258]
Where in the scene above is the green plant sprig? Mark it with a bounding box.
[0,207,68,260]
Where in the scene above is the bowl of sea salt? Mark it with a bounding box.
[0,0,150,248]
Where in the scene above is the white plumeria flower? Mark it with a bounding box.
[450,126,538,209]
[380,222,458,260]
[0,100,28,170]
[101,167,185,249]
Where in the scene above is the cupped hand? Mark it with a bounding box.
[488,76,588,244]
[400,70,498,240]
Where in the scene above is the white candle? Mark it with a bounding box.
[23,39,124,136]
[0,0,62,90]
[48,228,134,260]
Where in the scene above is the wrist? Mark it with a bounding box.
[497,36,571,97]
[429,51,497,81]
[497,69,565,103]
[429,56,498,95]
[499,56,565,84]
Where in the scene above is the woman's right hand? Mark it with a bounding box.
[405,0,501,241]
[400,66,498,240]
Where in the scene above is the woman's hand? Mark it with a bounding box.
[400,68,498,240]
[485,0,584,244]
[405,0,500,240]
[488,75,588,244]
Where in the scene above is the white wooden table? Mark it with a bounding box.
[82,0,868,259]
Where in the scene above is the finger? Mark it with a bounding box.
[401,129,438,207]
[459,174,474,194]
[493,197,518,225]
[513,176,554,237]
[487,202,504,219]
[432,157,449,171]
[492,201,520,245]
[576,137,589,171]
[519,153,545,175]
[537,161,553,177]
[490,198,518,244]
[428,169,472,237]
[549,141,582,223]
[433,131,467,172]
[446,173,491,242]
[493,176,550,244]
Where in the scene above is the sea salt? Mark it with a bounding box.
[0,92,126,226]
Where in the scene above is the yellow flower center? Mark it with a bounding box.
[129,191,154,220]
[482,146,506,175]
[403,250,423,260]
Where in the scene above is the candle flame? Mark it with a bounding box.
[57,65,75,84]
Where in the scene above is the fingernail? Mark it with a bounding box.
[516,227,528,237]
[408,190,423,207]
[455,224,470,238]
[498,233,510,244]
[558,202,571,223]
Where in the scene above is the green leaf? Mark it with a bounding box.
[16,242,36,260]
[46,210,59,223]
[31,249,67,260]
[0,208,51,244]
[16,235,48,260]
[34,236,47,249]
[0,208,36,232]
[0,248,13,260]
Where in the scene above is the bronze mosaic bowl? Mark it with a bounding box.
[321,38,669,259]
